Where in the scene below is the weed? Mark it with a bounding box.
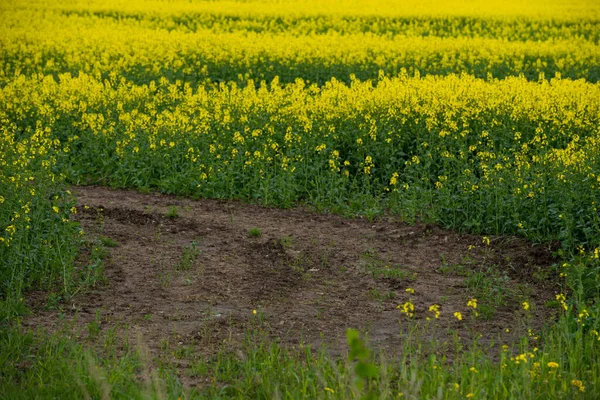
[98,235,118,248]
[88,310,102,340]
[158,272,172,287]
[464,266,513,319]
[248,227,262,237]
[166,206,179,218]
[175,241,201,271]
[279,235,293,249]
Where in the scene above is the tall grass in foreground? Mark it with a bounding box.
[1,304,599,399]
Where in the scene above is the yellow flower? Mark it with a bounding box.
[555,294,568,310]
[52,206,59,213]
[397,301,415,318]
[454,312,463,321]
[482,236,490,246]
[428,304,440,319]
[252,309,257,315]
[466,393,474,398]
[405,288,415,294]
[571,379,585,392]
[522,301,530,311]
[324,387,334,394]
[547,362,559,368]
[467,298,477,309]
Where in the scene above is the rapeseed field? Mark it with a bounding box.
[1,0,599,398]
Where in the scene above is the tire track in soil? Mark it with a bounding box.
[24,185,560,364]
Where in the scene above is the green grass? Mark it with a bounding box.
[463,266,513,320]
[175,241,201,272]
[2,301,599,399]
[98,235,119,248]
[248,227,262,238]
[166,206,180,219]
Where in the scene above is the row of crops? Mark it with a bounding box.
[2,0,600,85]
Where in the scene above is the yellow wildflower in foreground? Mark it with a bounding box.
[547,362,559,368]
[454,312,463,321]
[466,298,479,317]
[405,288,415,294]
[427,304,441,319]
[571,379,585,392]
[398,301,415,318]
[556,294,568,311]
[522,301,530,311]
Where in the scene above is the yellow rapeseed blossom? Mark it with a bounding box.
[427,304,441,319]
[398,301,415,318]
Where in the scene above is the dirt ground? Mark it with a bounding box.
[24,186,560,370]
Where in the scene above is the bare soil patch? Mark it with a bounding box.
[24,186,559,368]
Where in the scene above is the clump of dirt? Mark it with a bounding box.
[24,186,560,370]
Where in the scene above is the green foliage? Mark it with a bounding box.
[98,235,119,248]
[346,329,379,399]
[0,127,89,321]
[166,206,179,219]
[248,227,262,238]
[175,241,201,271]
